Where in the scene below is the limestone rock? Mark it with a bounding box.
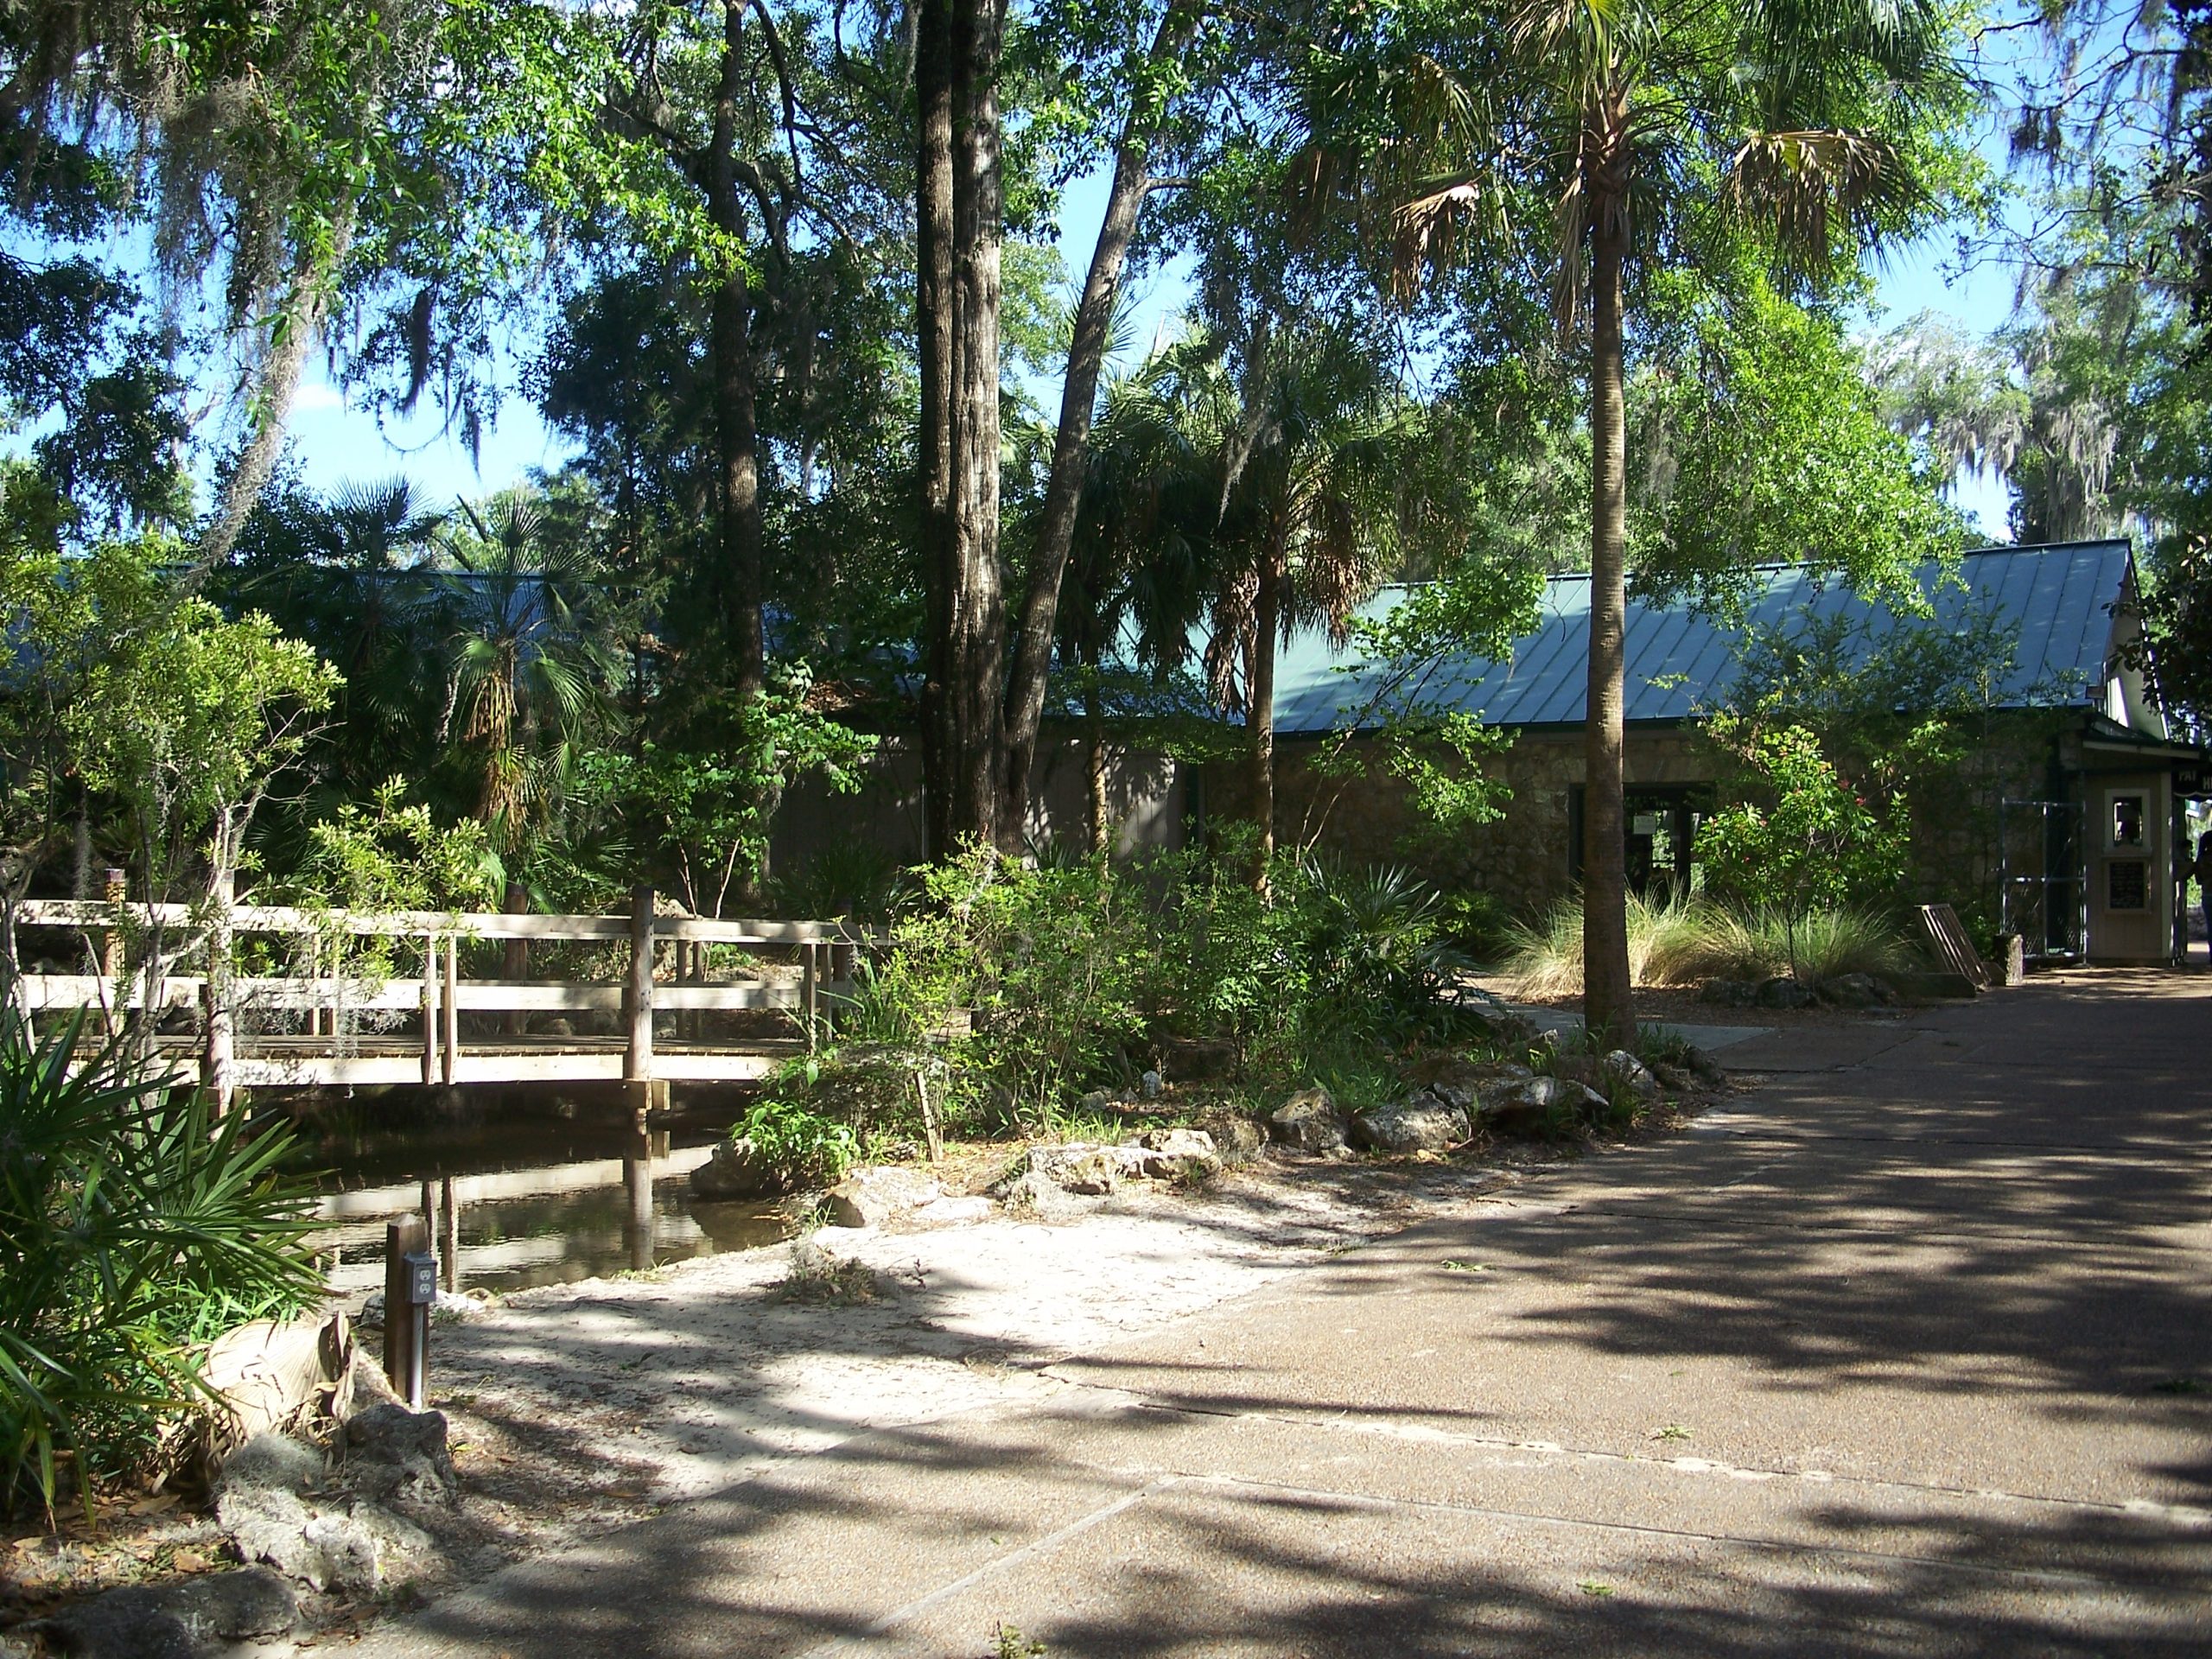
[823,1166,942,1230]
[1120,1128,1222,1182]
[1193,1109,1266,1164]
[1820,971,1894,1008]
[1484,1076,1609,1137]
[1024,1142,1145,1195]
[27,1568,296,1658]
[1599,1050,1661,1103]
[218,1484,419,1594]
[906,1194,994,1228]
[1352,1099,1471,1154]
[1408,1057,1536,1116]
[342,1403,456,1503]
[1755,975,1815,1009]
[216,1432,323,1497]
[1698,979,1758,1007]
[1268,1086,1346,1151]
[995,1168,1077,1218]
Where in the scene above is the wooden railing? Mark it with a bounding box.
[10,887,881,1104]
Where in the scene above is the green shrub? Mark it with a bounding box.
[1694,721,1908,977]
[728,1058,872,1187]
[825,845,1484,1127]
[855,847,1148,1127]
[1,1005,321,1515]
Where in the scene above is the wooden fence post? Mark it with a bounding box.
[501,879,528,1036]
[626,886,655,1096]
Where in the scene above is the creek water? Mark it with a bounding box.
[283,1085,797,1299]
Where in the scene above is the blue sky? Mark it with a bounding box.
[284,162,2024,539]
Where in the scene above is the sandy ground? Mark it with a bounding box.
[359,1149,1543,1619]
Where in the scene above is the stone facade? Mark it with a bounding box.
[1200,715,2074,925]
[1202,726,1724,915]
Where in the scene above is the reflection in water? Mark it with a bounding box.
[318,1168,797,1297]
[294,1085,798,1297]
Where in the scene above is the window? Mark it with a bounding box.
[2109,792,2146,850]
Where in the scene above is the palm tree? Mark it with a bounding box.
[1166,323,1415,887]
[439,493,618,859]
[1052,353,1220,851]
[1300,0,1963,1041]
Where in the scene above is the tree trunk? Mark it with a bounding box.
[710,0,766,699]
[1001,4,1198,832]
[949,0,1009,850]
[916,0,959,858]
[1248,545,1282,891]
[1581,124,1637,1049]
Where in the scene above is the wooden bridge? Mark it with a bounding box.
[10,888,879,1105]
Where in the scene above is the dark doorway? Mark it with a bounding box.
[1570,785,1712,902]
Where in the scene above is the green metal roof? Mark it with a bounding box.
[1270,540,2133,734]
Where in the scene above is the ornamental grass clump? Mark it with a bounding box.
[1504,893,1909,996]
[0,1002,321,1516]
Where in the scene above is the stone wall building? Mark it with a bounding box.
[1201,540,2206,964]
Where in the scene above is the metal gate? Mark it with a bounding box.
[1999,798,2085,962]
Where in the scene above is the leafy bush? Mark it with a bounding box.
[1694,722,1908,977]
[1505,893,1910,995]
[730,1086,860,1191]
[827,845,1481,1128]
[857,848,1148,1126]
[1,1005,321,1515]
[1277,859,1473,1050]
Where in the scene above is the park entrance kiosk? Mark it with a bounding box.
[2086,768,2171,961]
[2076,721,2207,963]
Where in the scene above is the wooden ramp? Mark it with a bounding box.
[11,890,876,1103]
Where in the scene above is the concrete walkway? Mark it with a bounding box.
[352,972,2212,1656]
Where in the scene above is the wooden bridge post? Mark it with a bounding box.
[626,886,656,1099]
[99,868,125,984]
[441,936,459,1086]
[200,873,235,1114]
[802,939,819,1049]
[421,934,442,1087]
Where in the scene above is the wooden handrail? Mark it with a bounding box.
[11,888,885,1100]
[10,897,887,945]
